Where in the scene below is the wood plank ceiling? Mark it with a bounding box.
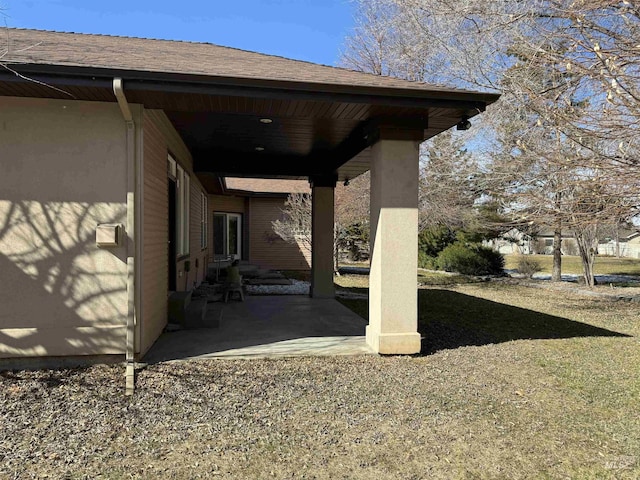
[0,78,476,185]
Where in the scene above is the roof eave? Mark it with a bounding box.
[3,63,501,112]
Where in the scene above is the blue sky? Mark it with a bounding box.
[1,0,355,66]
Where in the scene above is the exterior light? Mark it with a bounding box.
[344,178,350,186]
[259,118,273,124]
[255,146,265,152]
[456,115,471,131]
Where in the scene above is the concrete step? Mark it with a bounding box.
[184,297,208,329]
[168,290,192,325]
[204,303,223,328]
[245,278,292,286]
[256,271,286,279]
[184,299,223,329]
[238,264,260,278]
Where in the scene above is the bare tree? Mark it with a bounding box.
[335,172,371,266]
[419,130,481,233]
[272,179,372,272]
[343,0,640,284]
[271,193,312,253]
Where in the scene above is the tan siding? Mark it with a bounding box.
[141,111,168,356]
[146,110,193,171]
[249,197,311,270]
[188,178,209,288]
[141,110,208,355]
[210,194,245,213]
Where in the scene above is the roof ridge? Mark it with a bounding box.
[2,27,337,67]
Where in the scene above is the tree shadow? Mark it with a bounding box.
[0,200,127,361]
[418,289,630,355]
[337,287,630,356]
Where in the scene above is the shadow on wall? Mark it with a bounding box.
[0,200,128,358]
[258,230,311,271]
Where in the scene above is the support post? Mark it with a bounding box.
[366,138,421,354]
[310,174,337,298]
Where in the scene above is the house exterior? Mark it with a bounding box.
[212,178,312,271]
[487,228,579,256]
[485,228,535,255]
[488,227,640,258]
[0,28,499,381]
[598,230,640,258]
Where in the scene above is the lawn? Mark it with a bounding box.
[337,282,640,478]
[334,270,480,293]
[2,282,639,479]
[504,253,640,276]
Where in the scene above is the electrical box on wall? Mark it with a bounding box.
[96,224,121,247]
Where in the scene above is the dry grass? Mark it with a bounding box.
[2,282,639,479]
[338,281,640,478]
[334,271,481,293]
[504,254,640,276]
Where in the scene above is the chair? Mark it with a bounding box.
[223,262,244,302]
[224,282,244,302]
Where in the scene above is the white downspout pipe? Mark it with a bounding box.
[113,78,140,396]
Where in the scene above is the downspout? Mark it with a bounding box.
[113,78,141,396]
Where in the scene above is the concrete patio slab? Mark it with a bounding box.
[143,296,373,362]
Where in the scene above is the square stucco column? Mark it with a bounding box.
[310,176,336,298]
[367,139,421,354]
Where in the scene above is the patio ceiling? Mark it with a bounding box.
[0,28,501,187]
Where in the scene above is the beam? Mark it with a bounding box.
[193,152,320,177]
[326,116,429,171]
[192,115,430,178]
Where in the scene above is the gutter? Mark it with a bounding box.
[113,78,141,396]
[2,64,499,112]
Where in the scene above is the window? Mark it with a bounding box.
[172,157,190,257]
[213,212,242,260]
[201,192,208,249]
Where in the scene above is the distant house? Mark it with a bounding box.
[0,28,498,368]
[485,228,535,255]
[531,229,579,256]
[489,226,640,258]
[598,230,640,258]
[486,228,578,255]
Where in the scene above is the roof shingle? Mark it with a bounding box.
[1,28,497,100]
[225,178,310,194]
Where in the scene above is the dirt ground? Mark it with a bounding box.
[1,283,639,479]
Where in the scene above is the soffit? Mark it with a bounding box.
[0,29,499,187]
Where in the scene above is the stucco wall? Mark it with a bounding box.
[0,97,130,358]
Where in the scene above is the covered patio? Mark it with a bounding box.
[1,29,500,366]
[143,296,372,362]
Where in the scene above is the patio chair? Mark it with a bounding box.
[224,260,244,302]
[224,282,244,302]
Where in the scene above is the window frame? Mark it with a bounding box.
[201,192,208,250]
[171,156,190,257]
